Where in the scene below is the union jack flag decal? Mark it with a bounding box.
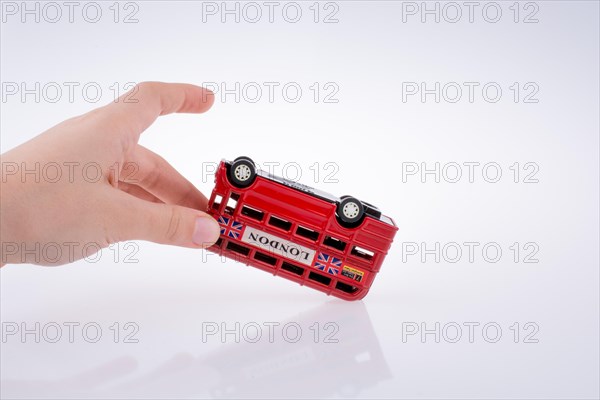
[314,252,342,276]
[218,216,244,239]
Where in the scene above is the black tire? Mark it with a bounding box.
[229,158,257,188]
[336,197,365,226]
[234,156,255,164]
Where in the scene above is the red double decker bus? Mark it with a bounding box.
[206,157,398,300]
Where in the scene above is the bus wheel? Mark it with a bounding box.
[337,197,364,226]
[229,157,257,188]
[233,156,254,164]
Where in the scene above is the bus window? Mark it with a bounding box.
[335,281,359,294]
[241,205,264,221]
[253,251,277,266]
[226,241,250,257]
[281,262,305,276]
[225,193,240,214]
[308,271,332,286]
[351,246,374,261]
[323,235,347,252]
[296,225,319,241]
[268,215,292,231]
[213,195,223,210]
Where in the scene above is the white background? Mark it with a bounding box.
[1,1,599,398]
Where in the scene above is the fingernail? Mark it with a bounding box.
[192,216,220,247]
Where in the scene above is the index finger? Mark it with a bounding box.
[100,81,215,145]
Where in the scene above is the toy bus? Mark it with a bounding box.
[206,157,398,300]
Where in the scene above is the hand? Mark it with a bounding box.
[0,82,221,266]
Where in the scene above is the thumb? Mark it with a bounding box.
[114,194,220,248]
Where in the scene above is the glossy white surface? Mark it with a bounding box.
[1,1,598,398]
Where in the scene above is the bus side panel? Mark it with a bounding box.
[361,217,398,241]
[217,161,336,231]
[353,229,394,255]
[243,189,332,230]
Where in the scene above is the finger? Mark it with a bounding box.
[126,145,208,210]
[110,190,220,248]
[118,181,164,204]
[100,82,215,147]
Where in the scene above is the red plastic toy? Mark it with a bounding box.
[206,157,398,300]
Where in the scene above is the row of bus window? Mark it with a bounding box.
[213,193,375,262]
[215,238,359,295]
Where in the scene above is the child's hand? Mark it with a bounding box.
[1,82,221,266]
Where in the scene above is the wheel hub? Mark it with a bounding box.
[234,165,252,181]
[343,202,360,219]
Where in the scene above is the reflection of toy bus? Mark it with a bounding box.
[205,301,392,398]
[109,301,391,398]
[207,157,398,300]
